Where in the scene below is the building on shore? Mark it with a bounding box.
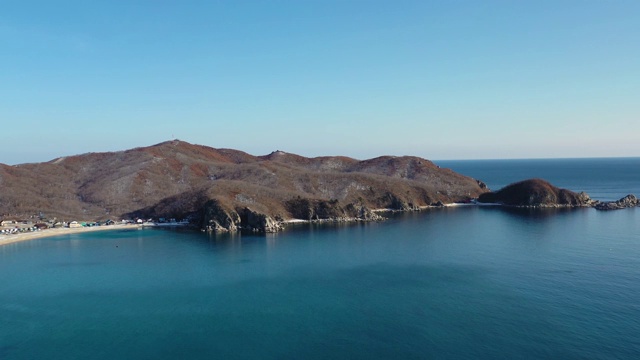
[0,220,16,227]
[69,221,82,228]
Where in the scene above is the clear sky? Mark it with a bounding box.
[1,0,639,164]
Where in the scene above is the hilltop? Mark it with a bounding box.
[477,179,594,207]
[0,140,488,231]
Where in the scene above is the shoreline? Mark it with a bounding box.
[3,199,633,246]
[0,224,138,247]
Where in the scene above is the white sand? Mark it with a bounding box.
[0,224,137,247]
[282,219,308,223]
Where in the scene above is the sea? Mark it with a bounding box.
[1,158,639,359]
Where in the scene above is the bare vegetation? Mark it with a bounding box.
[0,140,487,222]
[477,179,593,207]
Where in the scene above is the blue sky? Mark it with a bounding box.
[1,0,638,164]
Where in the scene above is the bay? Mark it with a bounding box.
[1,158,639,359]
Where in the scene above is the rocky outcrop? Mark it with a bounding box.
[345,203,385,221]
[200,199,239,232]
[382,193,421,211]
[285,197,384,222]
[476,180,489,191]
[239,207,282,233]
[595,194,639,210]
[200,201,283,233]
[477,179,595,207]
[201,197,386,233]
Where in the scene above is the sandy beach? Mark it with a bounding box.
[0,224,138,247]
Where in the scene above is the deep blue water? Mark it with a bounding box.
[1,158,640,359]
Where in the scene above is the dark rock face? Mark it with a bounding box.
[201,197,386,233]
[476,180,489,191]
[285,197,384,222]
[200,202,282,233]
[239,207,282,233]
[595,194,639,210]
[383,192,420,211]
[477,179,594,207]
[201,199,239,232]
[347,204,384,221]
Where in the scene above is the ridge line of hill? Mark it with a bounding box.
[0,140,488,232]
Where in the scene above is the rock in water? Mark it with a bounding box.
[595,194,639,210]
[477,178,594,207]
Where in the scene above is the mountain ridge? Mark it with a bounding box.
[0,140,488,231]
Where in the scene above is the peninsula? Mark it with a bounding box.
[0,140,487,233]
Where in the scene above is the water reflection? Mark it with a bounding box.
[480,206,589,221]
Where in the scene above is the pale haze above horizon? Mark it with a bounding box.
[1,0,639,165]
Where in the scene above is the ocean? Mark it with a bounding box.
[1,158,639,359]
[437,157,640,201]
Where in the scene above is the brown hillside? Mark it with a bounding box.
[477,178,593,207]
[0,140,488,227]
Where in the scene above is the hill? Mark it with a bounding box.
[0,140,488,231]
[477,179,594,207]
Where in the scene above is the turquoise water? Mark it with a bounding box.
[1,159,640,359]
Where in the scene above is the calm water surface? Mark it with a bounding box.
[1,159,639,359]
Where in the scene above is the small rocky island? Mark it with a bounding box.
[477,178,638,211]
[594,194,638,210]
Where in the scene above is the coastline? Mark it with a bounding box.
[4,197,631,246]
[0,224,138,247]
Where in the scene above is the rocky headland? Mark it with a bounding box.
[477,178,639,211]
[477,179,595,207]
[0,140,487,233]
